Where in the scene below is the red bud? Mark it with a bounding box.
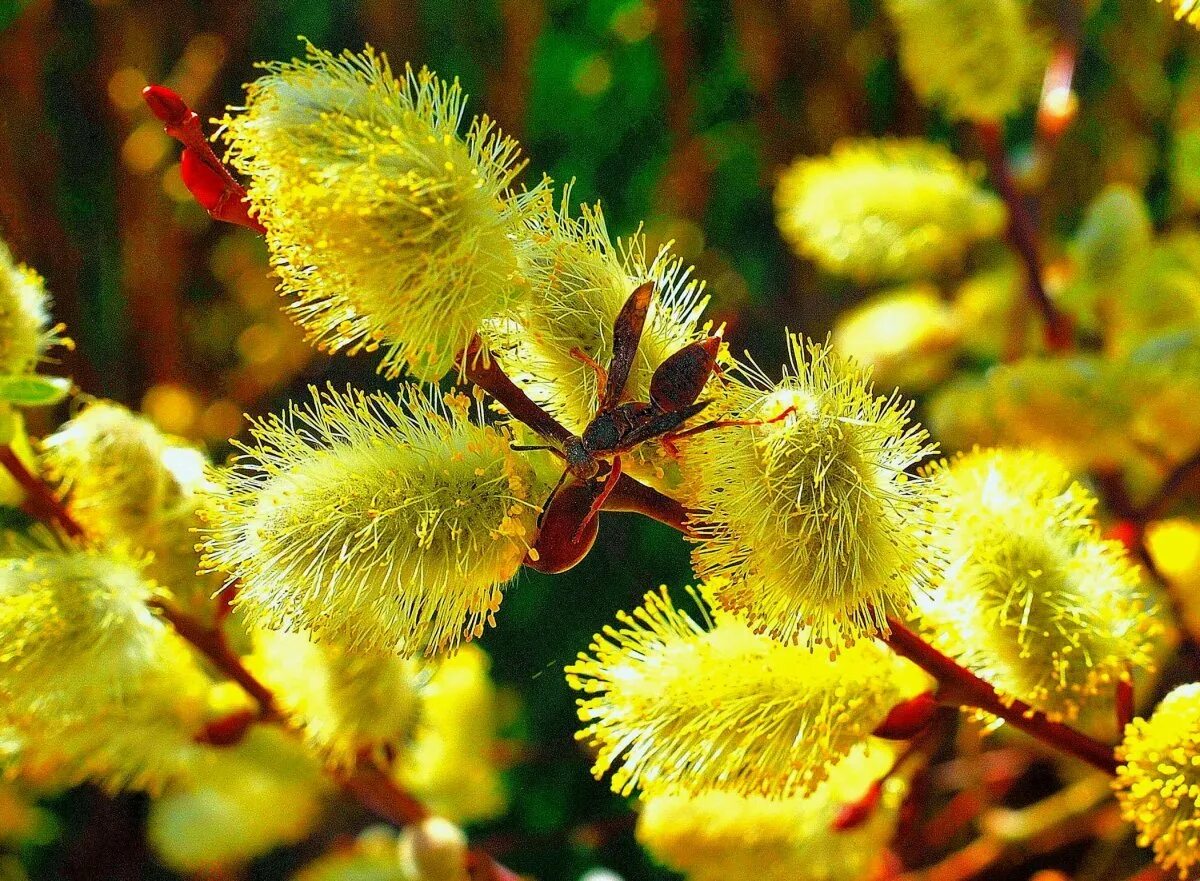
[180,149,226,212]
[142,84,191,127]
[195,708,257,746]
[873,692,938,740]
[833,781,882,831]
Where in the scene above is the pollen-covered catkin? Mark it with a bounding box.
[1116,683,1200,877]
[883,0,1039,122]
[566,586,928,799]
[201,385,542,656]
[0,240,65,377]
[485,198,711,488]
[917,449,1161,721]
[775,139,1005,282]
[249,628,420,767]
[220,41,547,380]
[637,741,907,881]
[1164,0,1200,27]
[679,337,939,646]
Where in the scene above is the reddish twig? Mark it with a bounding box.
[1138,447,1200,523]
[885,618,1117,775]
[0,445,85,539]
[976,121,1073,352]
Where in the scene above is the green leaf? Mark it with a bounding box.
[0,375,72,407]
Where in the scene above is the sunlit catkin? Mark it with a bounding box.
[399,643,507,823]
[485,198,711,486]
[883,0,1038,121]
[1116,683,1200,877]
[775,139,1005,282]
[918,449,1160,721]
[0,240,65,377]
[220,41,546,380]
[1164,0,1200,27]
[637,741,906,881]
[679,337,939,646]
[566,586,924,799]
[201,386,541,656]
[250,629,419,766]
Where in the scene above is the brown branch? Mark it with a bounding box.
[0,445,85,539]
[1138,447,1200,523]
[885,618,1118,775]
[976,121,1073,352]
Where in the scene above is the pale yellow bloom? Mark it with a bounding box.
[883,0,1040,121]
[399,644,507,823]
[567,586,927,799]
[918,449,1161,721]
[201,386,542,656]
[0,240,65,377]
[775,139,1004,281]
[638,741,906,881]
[680,337,939,645]
[221,42,547,380]
[1163,0,1200,26]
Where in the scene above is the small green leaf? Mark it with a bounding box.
[0,375,72,407]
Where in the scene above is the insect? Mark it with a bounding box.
[463,281,759,574]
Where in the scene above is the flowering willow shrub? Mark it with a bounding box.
[6,3,1200,877]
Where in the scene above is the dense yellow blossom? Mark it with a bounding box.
[883,0,1039,121]
[679,337,939,645]
[220,41,547,380]
[399,643,507,823]
[147,727,324,872]
[250,628,420,766]
[1116,683,1200,876]
[918,449,1161,721]
[201,386,542,656]
[566,586,927,799]
[775,139,1004,282]
[832,284,961,391]
[0,240,65,377]
[485,197,712,487]
[1147,519,1200,639]
[637,741,905,881]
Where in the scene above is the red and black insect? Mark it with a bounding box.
[463,281,736,574]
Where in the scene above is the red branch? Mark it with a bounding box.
[885,618,1117,775]
[976,121,1073,353]
[0,445,85,539]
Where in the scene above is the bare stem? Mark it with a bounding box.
[885,618,1117,775]
[976,121,1073,352]
[0,445,85,539]
[1138,447,1200,523]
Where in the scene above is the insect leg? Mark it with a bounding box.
[573,455,623,544]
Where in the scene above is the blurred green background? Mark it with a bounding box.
[0,0,1195,878]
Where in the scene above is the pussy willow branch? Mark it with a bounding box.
[1138,446,1200,524]
[0,445,85,538]
[976,121,1073,353]
[884,619,1118,775]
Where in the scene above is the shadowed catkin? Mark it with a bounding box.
[679,337,939,646]
[201,385,541,656]
[566,586,927,799]
[1115,683,1200,877]
[636,741,907,881]
[0,240,66,377]
[917,449,1160,722]
[147,727,324,872]
[775,139,1005,282]
[249,629,420,767]
[399,643,507,823]
[883,0,1038,121]
[220,41,547,380]
[485,197,711,487]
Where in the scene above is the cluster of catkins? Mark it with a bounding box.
[4,0,1200,878]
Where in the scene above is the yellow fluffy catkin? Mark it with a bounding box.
[0,239,66,376]
[775,139,1004,282]
[883,0,1039,121]
[1164,0,1200,26]
[679,337,939,646]
[1116,683,1200,877]
[566,586,926,799]
[918,449,1161,722]
[220,41,548,380]
[201,385,542,656]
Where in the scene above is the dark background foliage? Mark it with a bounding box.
[0,1,1194,879]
